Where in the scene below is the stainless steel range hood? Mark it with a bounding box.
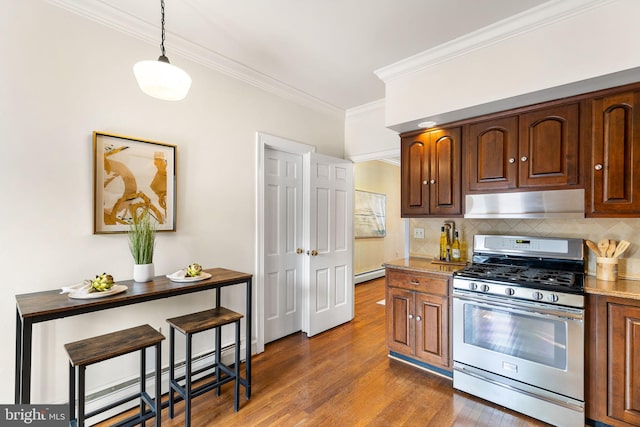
[464,189,585,219]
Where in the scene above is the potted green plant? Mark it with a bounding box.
[128,210,157,282]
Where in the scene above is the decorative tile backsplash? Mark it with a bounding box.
[410,218,640,280]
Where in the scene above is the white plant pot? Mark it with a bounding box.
[133,263,155,283]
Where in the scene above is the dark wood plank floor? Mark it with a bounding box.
[99,278,550,426]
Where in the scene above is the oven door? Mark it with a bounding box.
[452,289,584,400]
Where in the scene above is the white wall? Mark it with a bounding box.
[0,1,344,403]
[344,100,399,159]
[381,0,640,130]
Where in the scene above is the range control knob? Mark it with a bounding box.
[468,282,478,291]
[532,291,544,300]
[504,288,515,296]
[547,294,559,303]
[480,284,490,292]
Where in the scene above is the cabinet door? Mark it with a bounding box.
[466,116,518,191]
[386,287,414,355]
[414,292,449,368]
[429,127,462,215]
[608,303,640,425]
[518,103,580,188]
[401,133,429,216]
[591,91,640,215]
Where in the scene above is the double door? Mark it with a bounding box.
[401,127,461,216]
[465,103,580,192]
[263,145,354,343]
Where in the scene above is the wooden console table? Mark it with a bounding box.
[14,268,253,404]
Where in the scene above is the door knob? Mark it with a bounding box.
[306,249,318,256]
[296,248,304,254]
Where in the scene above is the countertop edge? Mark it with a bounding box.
[383,257,465,277]
[584,275,640,301]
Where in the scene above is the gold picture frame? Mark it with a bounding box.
[93,131,176,234]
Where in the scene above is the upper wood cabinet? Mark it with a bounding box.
[518,103,580,188]
[401,127,461,217]
[466,116,518,191]
[464,103,580,193]
[588,89,640,216]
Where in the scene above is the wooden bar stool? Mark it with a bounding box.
[64,324,164,427]
[166,307,243,426]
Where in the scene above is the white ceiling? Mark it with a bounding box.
[52,0,550,110]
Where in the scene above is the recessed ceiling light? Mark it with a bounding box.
[418,120,437,128]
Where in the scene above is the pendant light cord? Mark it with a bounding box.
[160,0,166,58]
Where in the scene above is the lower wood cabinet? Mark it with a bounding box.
[385,268,450,371]
[587,294,640,426]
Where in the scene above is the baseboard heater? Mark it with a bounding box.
[77,343,241,424]
[354,268,385,284]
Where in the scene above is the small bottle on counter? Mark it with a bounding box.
[439,226,448,260]
[451,230,461,262]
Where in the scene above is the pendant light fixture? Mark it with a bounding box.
[133,0,191,101]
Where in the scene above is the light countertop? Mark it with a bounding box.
[584,275,640,301]
[384,258,640,301]
[383,257,466,277]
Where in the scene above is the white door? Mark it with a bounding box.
[264,148,304,343]
[304,152,354,336]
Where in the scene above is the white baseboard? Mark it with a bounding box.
[354,268,385,284]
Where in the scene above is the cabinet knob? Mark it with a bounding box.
[408,314,414,320]
[423,180,428,185]
[416,316,422,321]
[520,156,528,162]
[594,163,603,171]
[429,179,436,184]
[508,158,516,164]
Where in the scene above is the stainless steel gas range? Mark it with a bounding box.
[452,235,585,427]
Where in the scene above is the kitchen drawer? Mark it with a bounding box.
[387,269,449,296]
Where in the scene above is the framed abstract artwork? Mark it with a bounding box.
[354,190,386,238]
[93,131,176,234]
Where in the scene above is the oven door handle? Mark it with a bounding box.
[453,292,584,321]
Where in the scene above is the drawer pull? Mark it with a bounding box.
[409,280,420,285]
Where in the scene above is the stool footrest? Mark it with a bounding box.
[83,391,153,419]
[109,392,157,427]
[171,360,236,387]
[170,368,236,403]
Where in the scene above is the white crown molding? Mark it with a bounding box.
[345,98,385,118]
[349,148,400,163]
[44,0,344,118]
[375,0,615,82]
